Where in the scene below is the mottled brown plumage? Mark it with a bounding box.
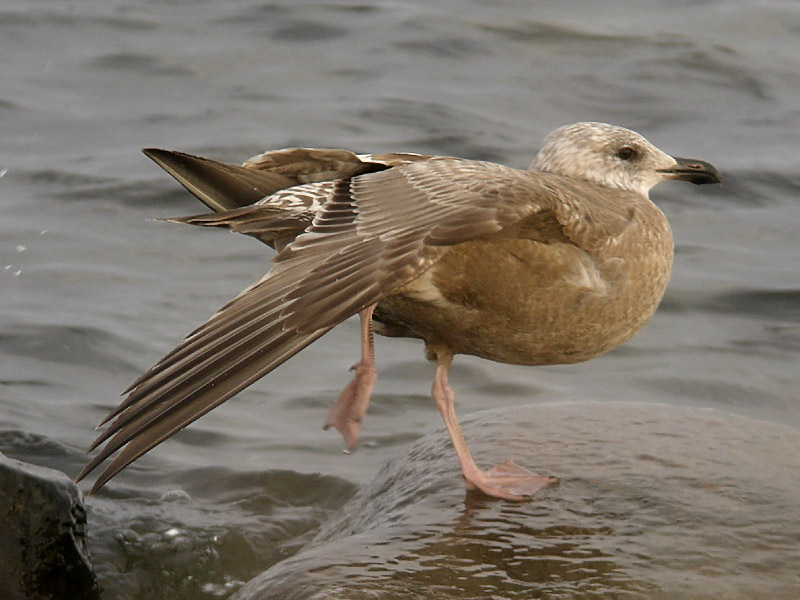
[77,122,720,499]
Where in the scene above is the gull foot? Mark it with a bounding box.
[323,361,377,451]
[465,460,559,501]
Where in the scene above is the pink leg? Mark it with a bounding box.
[429,346,558,501]
[324,304,378,451]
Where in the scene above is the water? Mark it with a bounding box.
[1,1,799,598]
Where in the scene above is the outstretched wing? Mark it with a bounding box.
[78,157,574,492]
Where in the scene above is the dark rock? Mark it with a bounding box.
[0,451,99,600]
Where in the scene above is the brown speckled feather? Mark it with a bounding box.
[78,158,576,491]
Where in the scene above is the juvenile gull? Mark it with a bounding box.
[77,122,721,500]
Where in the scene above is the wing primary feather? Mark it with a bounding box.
[90,318,301,460]
[90,298,299,448]
[79,327,331,491]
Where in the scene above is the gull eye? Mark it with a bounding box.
[617,146,636,161]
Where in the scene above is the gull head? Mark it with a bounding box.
[531,122,721,197]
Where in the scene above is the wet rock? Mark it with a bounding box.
[233,402,800,600]
[0,451,99,600]
[85,467,357,600]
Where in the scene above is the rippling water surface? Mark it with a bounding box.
[1,1,799,598]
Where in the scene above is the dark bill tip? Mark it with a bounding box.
[659,157,722,185]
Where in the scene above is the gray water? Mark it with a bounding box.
[1,1,799,598]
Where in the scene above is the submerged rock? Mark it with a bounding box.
[0,451,99,600]
[233,402,800,600]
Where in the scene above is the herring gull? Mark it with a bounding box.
[77,122,721,500]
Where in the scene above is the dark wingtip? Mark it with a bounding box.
[142,147,173,159]
[74,459,95,487]
[140,147,282,212]
[142,148,170,164]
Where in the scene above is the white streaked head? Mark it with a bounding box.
[531,122,683,197]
